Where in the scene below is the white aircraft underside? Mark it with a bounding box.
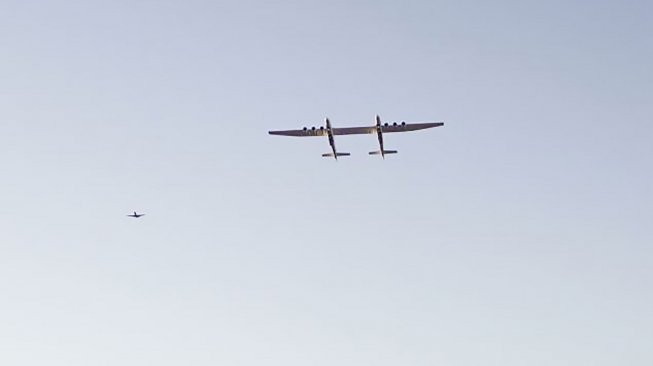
[268,115,444,159]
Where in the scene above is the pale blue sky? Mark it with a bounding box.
[1,1,652,365]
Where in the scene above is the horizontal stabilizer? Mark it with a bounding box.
[369,150,398,155]
[322,152,351,157]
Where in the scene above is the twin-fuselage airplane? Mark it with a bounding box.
[268,115,444,159]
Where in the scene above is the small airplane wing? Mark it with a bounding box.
[381,122,444,133]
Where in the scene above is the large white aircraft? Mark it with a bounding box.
[268,115,444,159]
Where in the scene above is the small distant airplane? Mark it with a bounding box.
[127,211,145,218]
[268,115,444,159]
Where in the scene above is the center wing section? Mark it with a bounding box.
[332,126,376,135]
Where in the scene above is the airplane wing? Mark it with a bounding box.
[268,122,443,136]
[381,122,444,133]
[268,128,329,137]
[332,126,376,135]
[268,126,375,137]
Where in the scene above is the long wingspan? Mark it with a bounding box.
[269,123,442,137]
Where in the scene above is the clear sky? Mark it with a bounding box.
[1,0,652,365]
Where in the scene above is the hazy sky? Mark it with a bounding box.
[1,1,652,365]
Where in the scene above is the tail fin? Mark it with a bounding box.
[369,150,398,155]
[322,152,351,157]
